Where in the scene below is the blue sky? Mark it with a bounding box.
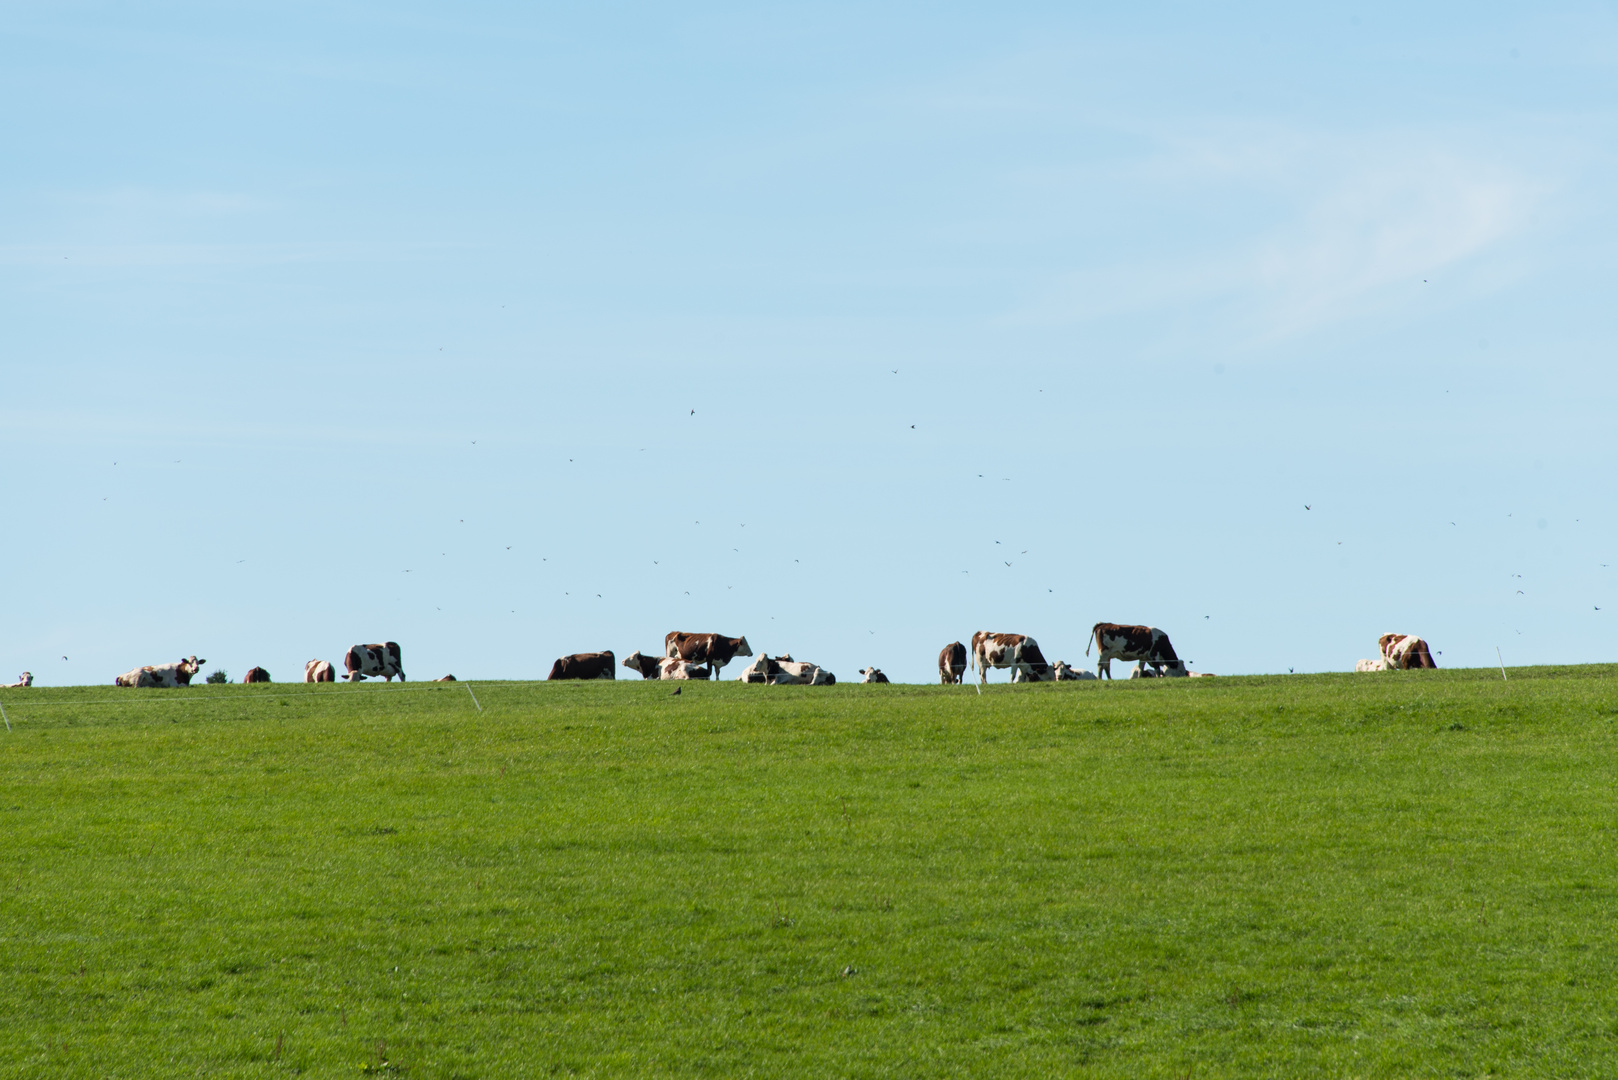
[4,1,1616,684]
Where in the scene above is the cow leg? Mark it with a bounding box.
[1098,659,1110,680]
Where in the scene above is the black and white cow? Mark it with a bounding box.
[970,632,1050,683]
[859,667,889,683]
[1052,660,1097,681]
[736,653,835,685]
[548,651,616,680]
[115,655,206,688]
[622,651,711,680]
[1087,623,1185,679]
[345,642,405,682]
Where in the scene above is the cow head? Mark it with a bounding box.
[733,636,753,658]
[176,656,205,685]
[1161,660,1188,677]
[622,651,662,679]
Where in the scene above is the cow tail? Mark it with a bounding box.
[1085,625,1096,656]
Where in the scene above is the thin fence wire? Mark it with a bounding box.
[0,682,480,711]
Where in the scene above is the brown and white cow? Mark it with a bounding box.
[1379,633,1437,670]
[1087,623,1185,679]
[736,653,835,685]
[664,632,752,680]
[115,655,205,688]
[242,667,271,684]
[345,642,404,682]
[548,651,616,680]
[1052,660,1097,681]
[621,651,711,680]
[305,659,336,683]
[435,674,458,682]
[859,667,889,683]
[970,632,1050,683]
[1354,657,1388,673]
[938,641,967,684]
[6,672,32,688]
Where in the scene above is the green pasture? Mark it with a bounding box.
[3,666,1618,1077]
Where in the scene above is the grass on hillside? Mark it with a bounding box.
[2,666,1617,1077]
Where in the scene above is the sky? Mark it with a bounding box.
[3,1,1616,684]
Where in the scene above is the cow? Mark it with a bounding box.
[736,653,835,685]
[970,632,1050,683]
[1355,657,1388,673]
[547,651,616,680]
[1087,623,1186,679]
[115,655,205,688]
[1189,672,1219,678]
[344,642,405,682]
[242,667,271,683]
[305,659,336,683]
[664,632,752,680]
[6,672,31,688]
[859,667,889,683]
[435,674,457,682]
[1379,633,1437,670]
[938,642,967,684]
[622,651,711,680]
[1128,662,1160,679]
[1052,660,1097,681]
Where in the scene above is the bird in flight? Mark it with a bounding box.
[1305,505,1311,510]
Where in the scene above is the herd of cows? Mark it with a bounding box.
[0,626,1438,690]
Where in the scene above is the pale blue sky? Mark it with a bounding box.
[4,2,1615,683]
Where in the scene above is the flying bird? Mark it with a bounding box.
[1305,505,1311,510]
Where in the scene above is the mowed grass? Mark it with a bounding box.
[4,667,1618,1077]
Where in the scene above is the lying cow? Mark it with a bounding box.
[736,653,835,685]
[6,672,31,688]
[1088,623,1186,679]
[115,655,205,688]
[548,651,616,680]
[1380,633,1437,670]
[345,642,405,682]
[971,632,1050,683]
[664,632,752,680]
[1355,657,1388,673]
[1128,662,1159,679]
[938,642,967,684]
[1052,660,1097,681]
[305,659,336,683]
[621,651,711,680]
[859,667,889,683]
[435,674,457,682]
[242,667,272,683]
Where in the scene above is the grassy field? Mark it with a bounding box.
[3,666,1618,1077]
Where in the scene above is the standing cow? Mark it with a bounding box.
[938,642,967,684]
[664,632,752,681]
[242,667,272,683]
[548,651,616,680]
[1087,623,1185,679]
[305,659,336,683]
[345,642,405,682]
[115,655,206,688]
[1379,633,1437,670]
[970,632,1051,683]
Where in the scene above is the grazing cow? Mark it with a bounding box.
[621,651,712,680]
[435,674,457,682]
[115,655,205,688]
[938,642,967,684]
[547,651,616,680]
[859,667,890,683]
[1052,660,1097,681]
[1355,657,1388,673]
[1087,623,1186,679]
[736,653,835,685]
[242,667,272,684]
[970,632,1051,683]
[1379,633,1437,670]
[6,672,31,688]
[664,632,752,680]
[345,642,405,682]
[304,659,336,683]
